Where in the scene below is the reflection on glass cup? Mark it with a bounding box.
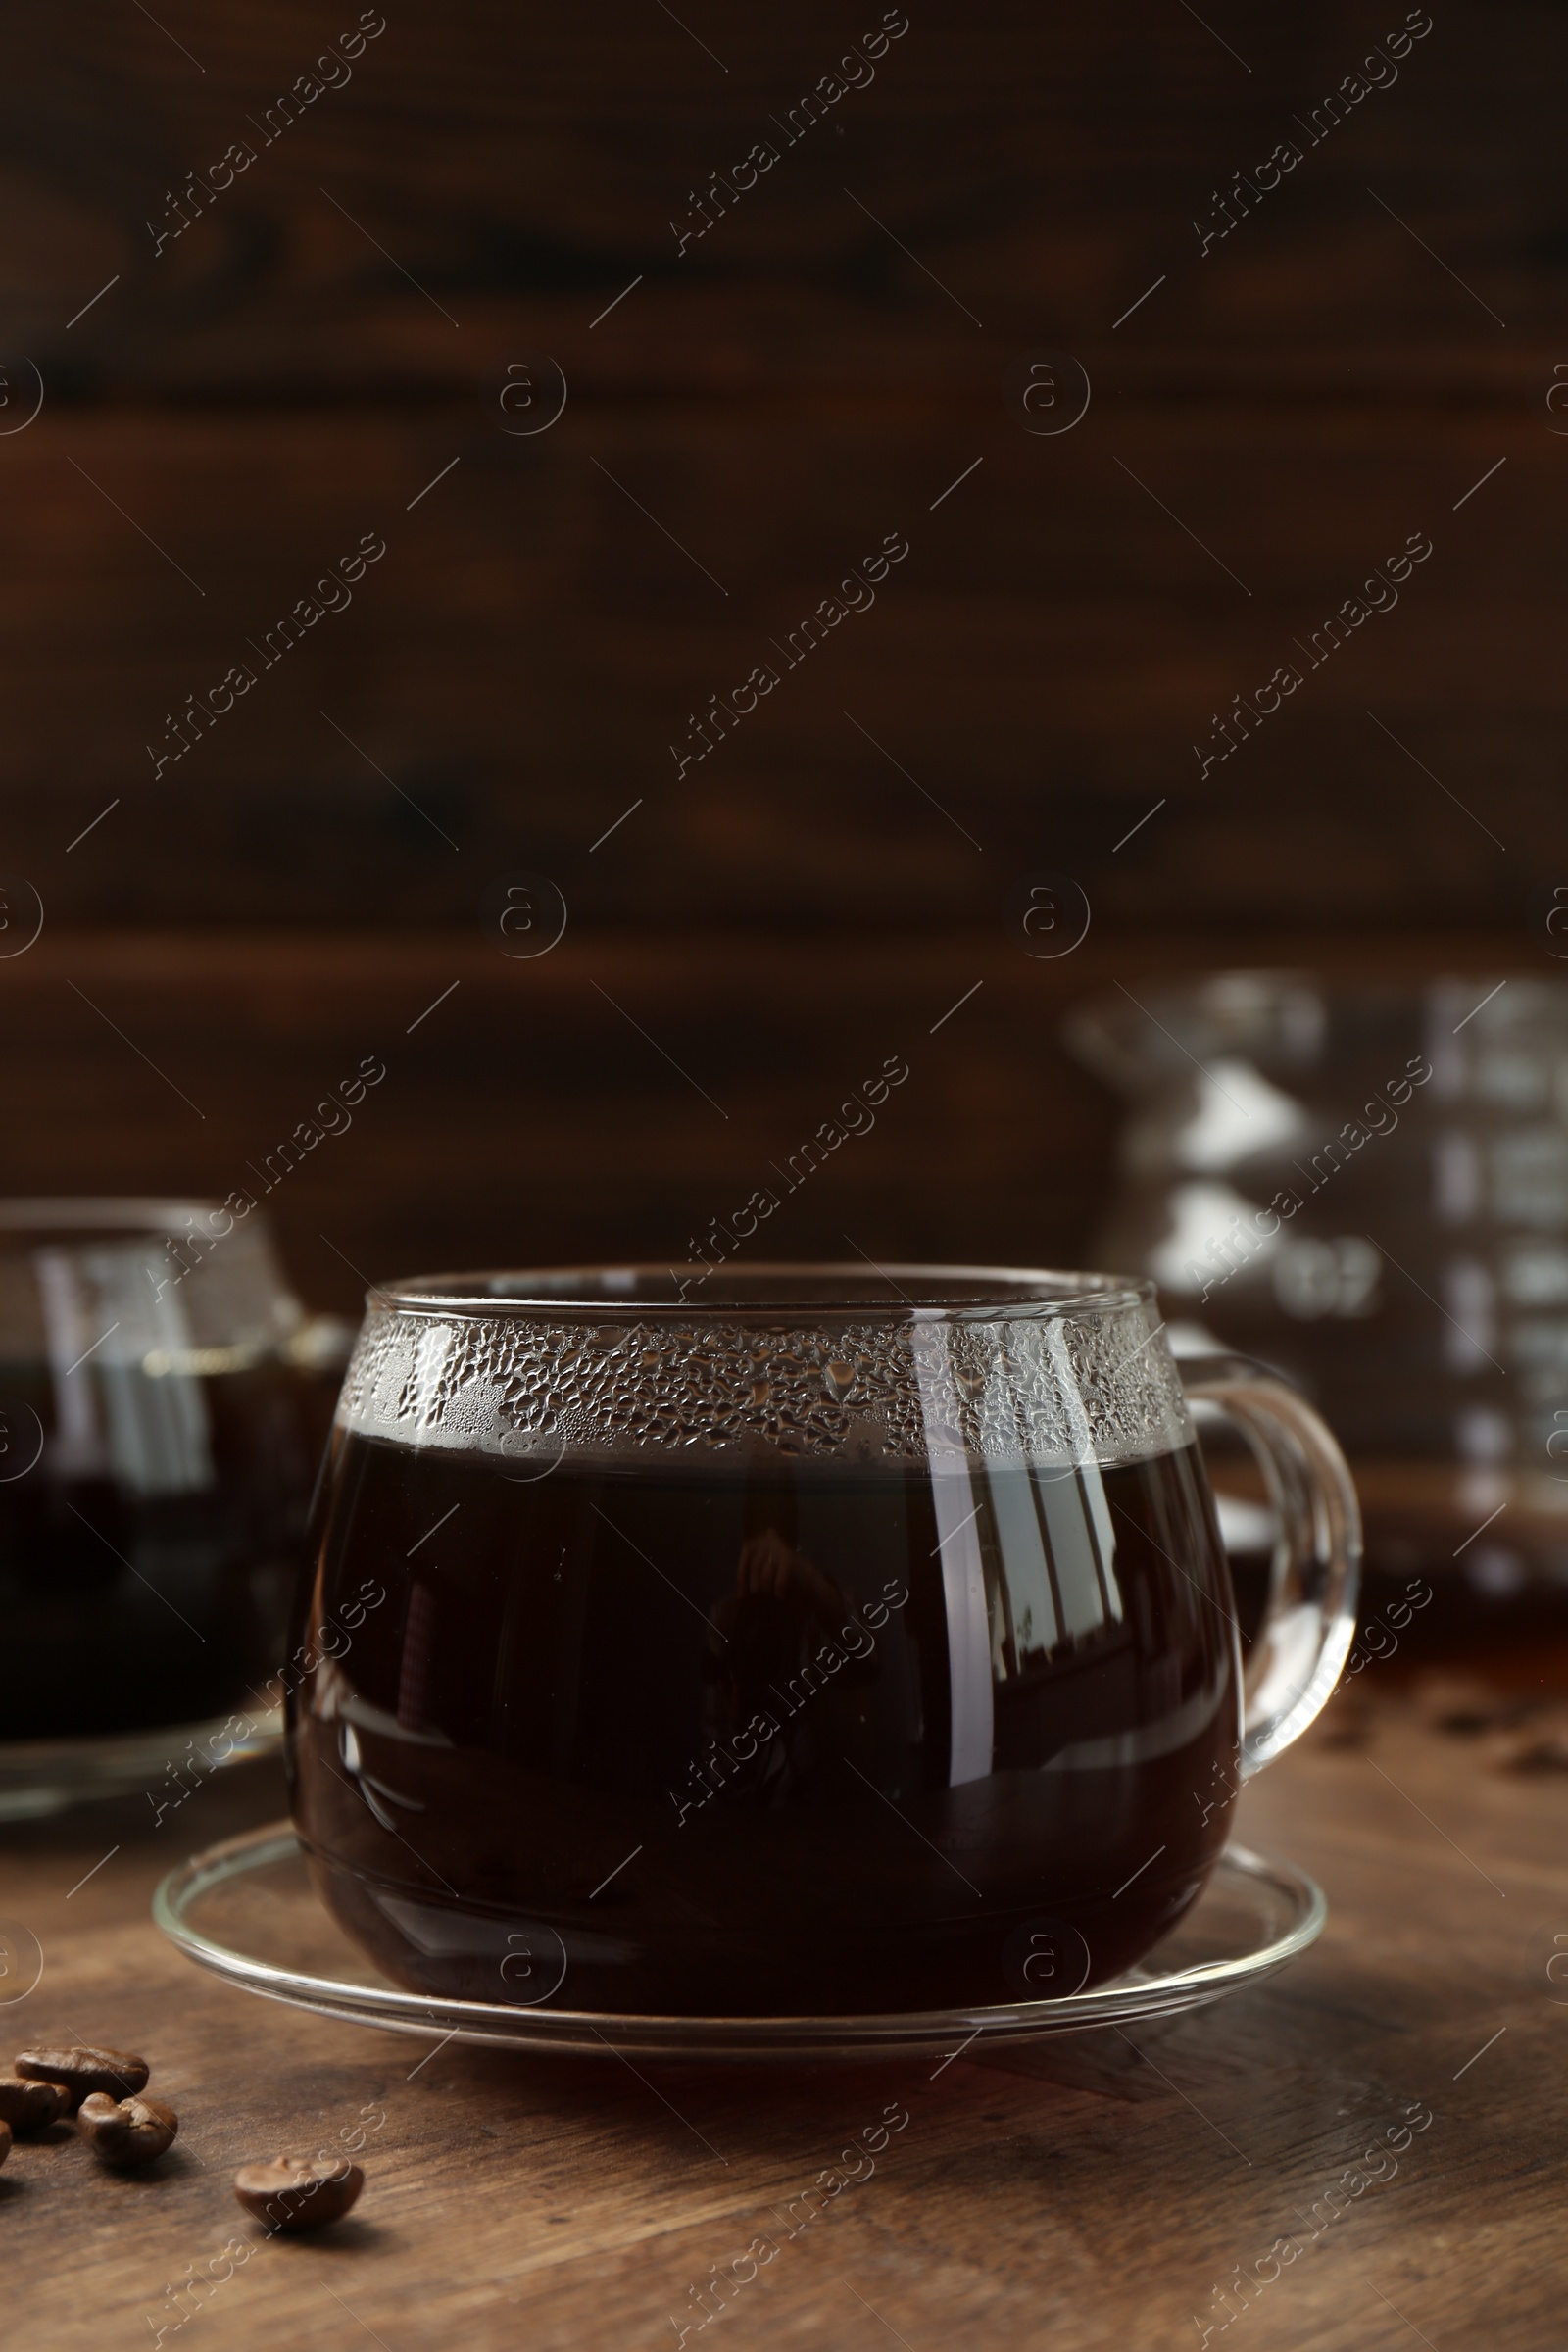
[0,1200,319,1751]
[289,1265,1358,2018]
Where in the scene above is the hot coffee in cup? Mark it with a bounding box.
[289,1267,1358,2017]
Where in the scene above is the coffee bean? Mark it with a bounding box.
[233,2155,365,2232]
[0,2119,11,2169]
[76,2092,179,2168]
[0,2073,71,2132]
[15,2045,149,2111]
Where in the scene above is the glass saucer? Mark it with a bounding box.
[154,1824,1325,2062]
[0,1710,282,1824]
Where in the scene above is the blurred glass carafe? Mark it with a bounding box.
[1066,974,1568,1646]
[0,1200,319,1810]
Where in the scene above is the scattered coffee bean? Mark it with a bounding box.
[1410,1675,1529,1735]
[15,2045,149,2111]
[0,2119,11,2169]
[233,2155,365,2232]
[0,2074,72,2133]
[76,2092,179,2168]
[1485,1705,1568,1774]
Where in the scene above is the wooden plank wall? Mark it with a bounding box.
[0,0,1561,1298]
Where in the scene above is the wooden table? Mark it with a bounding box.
[4,1685,1558,2351]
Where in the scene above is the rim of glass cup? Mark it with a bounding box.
[372,1262,1156,1322]
[0,1197,239,1236]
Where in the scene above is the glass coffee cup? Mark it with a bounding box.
[288,1265,1359,2018]
[0,1200,321,1814]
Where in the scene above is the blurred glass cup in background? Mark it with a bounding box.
[0,1200,336,1817]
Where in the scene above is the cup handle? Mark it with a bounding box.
[1178,1355,1361,1779]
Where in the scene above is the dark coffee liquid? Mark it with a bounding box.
[0,1360,312,1740]
[289,1433,1241,2016]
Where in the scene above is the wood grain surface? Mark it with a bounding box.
[1,1675,1558,2350]
[2,401,1561,935]
[0,925,1541,1314]
[0,0,1561,938]
[2,0,1557,383]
